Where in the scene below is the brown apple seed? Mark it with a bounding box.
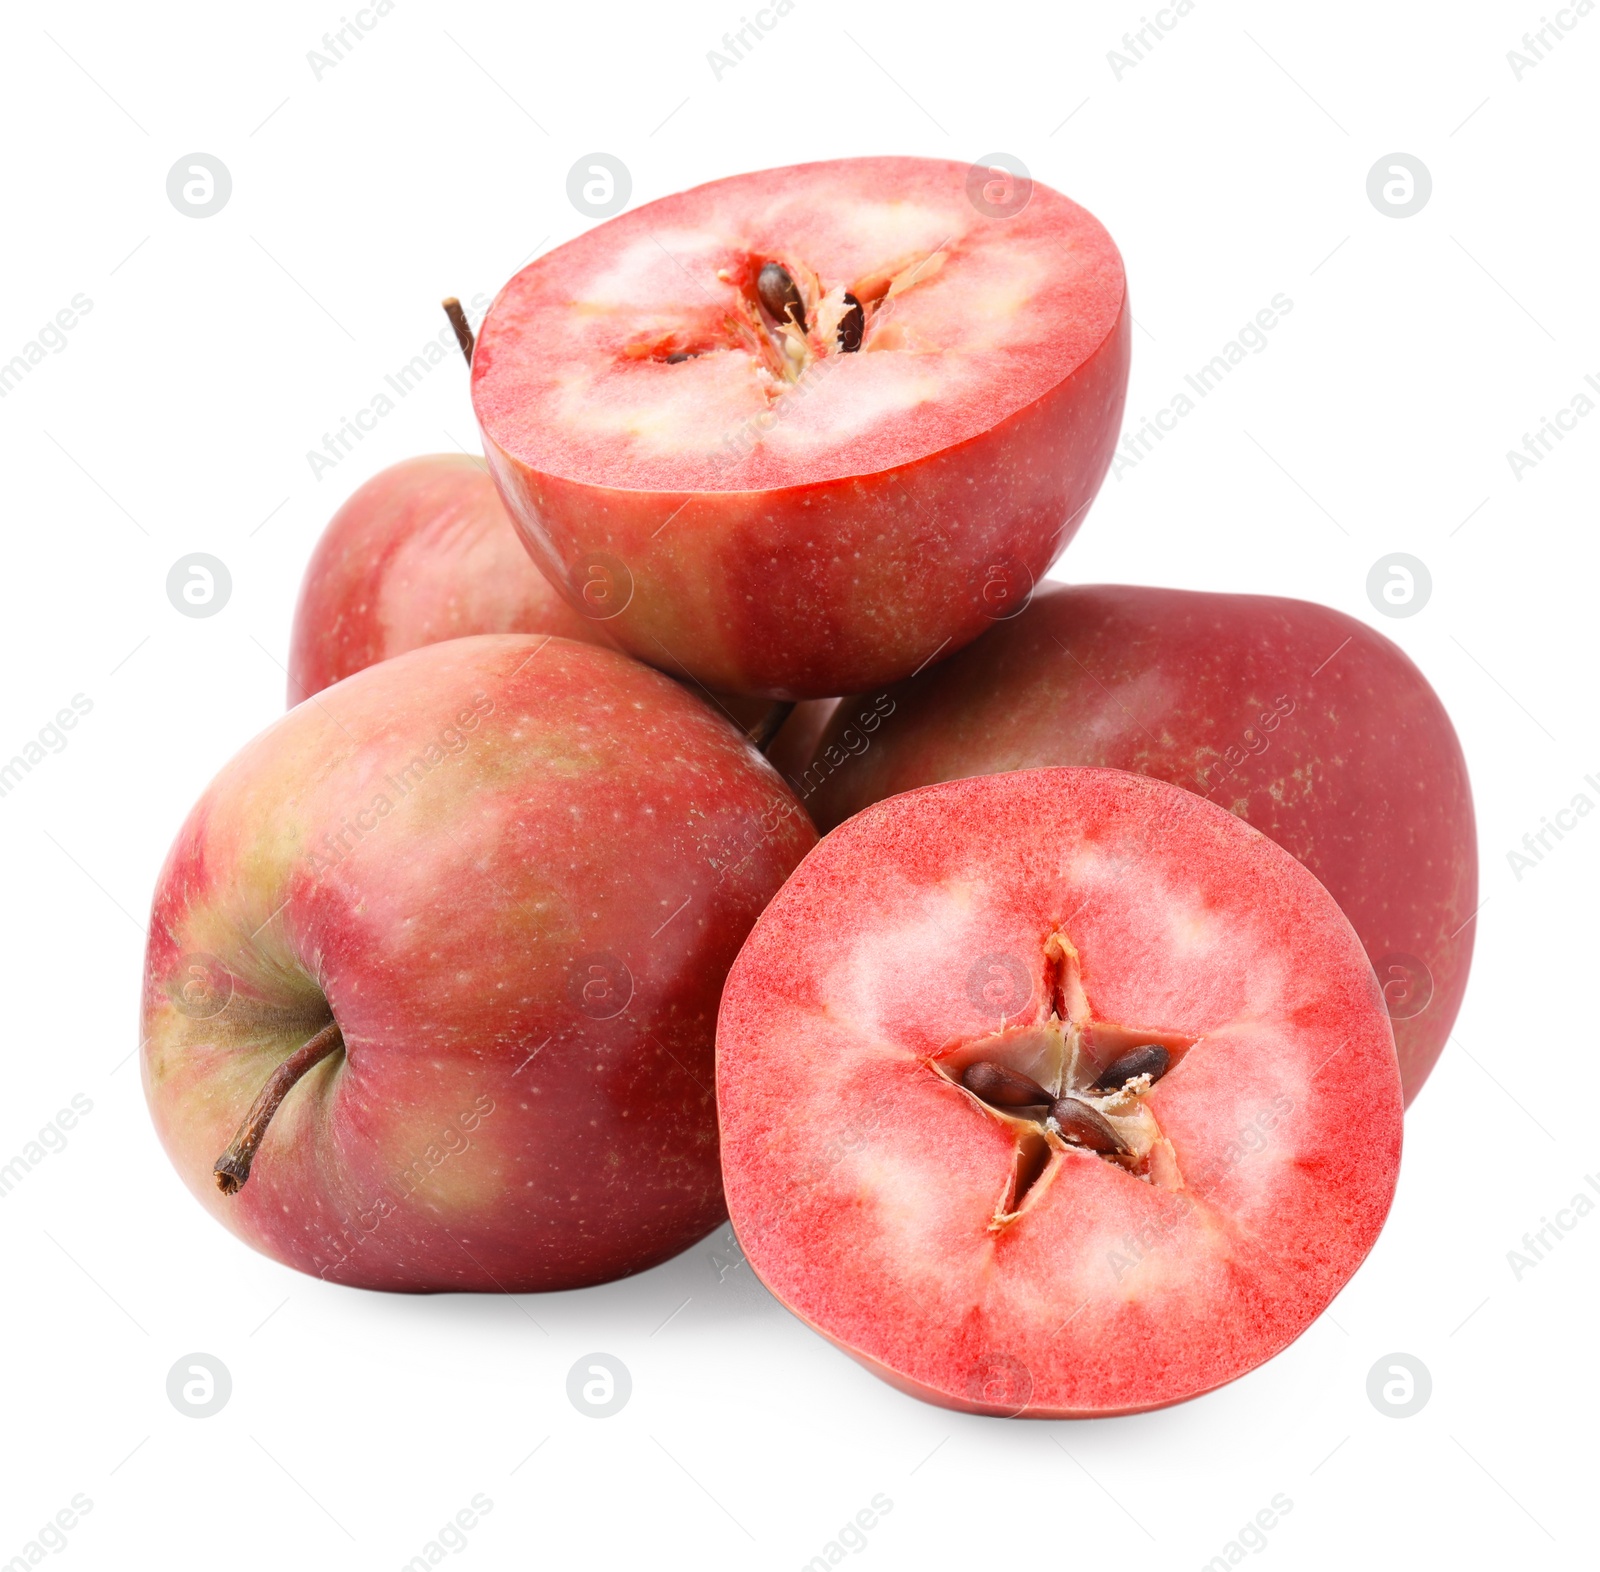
[1049,1097,1128,1154]
[1089,1044,1171,1094]
[962,1060,1053,1108]
[757,262,806,331]
[838,292,864,352]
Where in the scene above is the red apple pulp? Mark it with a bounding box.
[801,585,1476,1104]
[717,769,1402,1416]
[142,635,814,1291]
[472,157,1130,697]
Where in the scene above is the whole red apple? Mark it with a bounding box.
[718,768,1402,1417]
[286,452,819,750]
[142,634,814,1291]
[472,156,1129,698]
[286,454,609,702]
[800,584,1476,1104]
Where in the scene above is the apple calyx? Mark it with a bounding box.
[938,931,1191,1223]
[213,1020,344,1196]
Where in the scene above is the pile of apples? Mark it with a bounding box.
[142,157,1474,1419]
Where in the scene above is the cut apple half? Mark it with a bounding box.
[472,157,1129,697]
[716,768,1403,1417]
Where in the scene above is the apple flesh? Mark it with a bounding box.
[287,454,609,702]
[800,584,1476,1105]
[472,156,1129,698]
[142,634,815,1291]
[717,768,1402,1417]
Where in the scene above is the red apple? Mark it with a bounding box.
[472,156,1130,698]
[801,584,1476,1105]
[285,452,813,749]
[286,454,609,702]
[717,768,1402,1417]
[142,634,814,1291]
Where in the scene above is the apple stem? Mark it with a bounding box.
[750,702,796,753]
[442,297,475,366]
[213,1021,344,1196]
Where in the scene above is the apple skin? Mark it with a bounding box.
[285,452,799,744]
[286,454,610,702]
[802,584,1476,1105]
[473,157,1130,698]
[141,634,815,1292]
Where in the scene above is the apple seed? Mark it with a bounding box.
[838,293,864,352]
[963,1060,1053,1107]
[757,262,806,332]
[1048,1097,1128,1155]
[1089,1044,1170,1094]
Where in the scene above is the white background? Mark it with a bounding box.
[2,1,1595,1567]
